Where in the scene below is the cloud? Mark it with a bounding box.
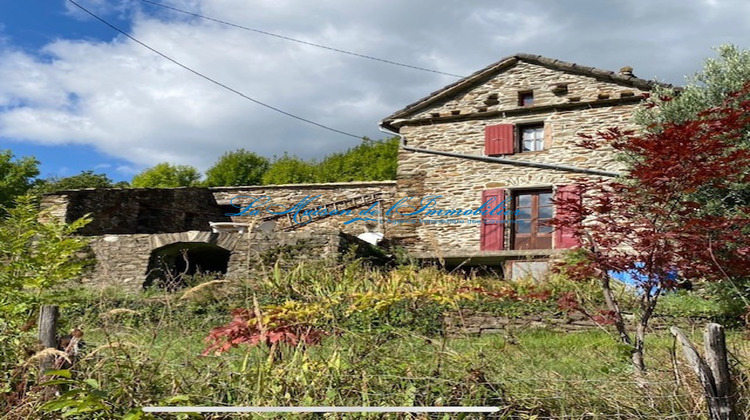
[1,0,750,173]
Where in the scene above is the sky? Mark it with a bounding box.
[0,0,749,182]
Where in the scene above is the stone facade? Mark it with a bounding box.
[41,182,397,291]
[379,54,664,269]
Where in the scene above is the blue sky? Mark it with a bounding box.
[1,0,749,183]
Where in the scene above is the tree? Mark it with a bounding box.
[635,44,750,307]
[0,150,40,209]
[636,44,750,128]
[552,84,750,374]
[262,153,318,185]
[315,137,398,183]
[0,195,91,328]
[204,149,269,187]
[131,163,201,188]
[260,138,399,185]
[34,170,119,194]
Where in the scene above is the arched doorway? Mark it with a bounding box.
[144,242,230,289]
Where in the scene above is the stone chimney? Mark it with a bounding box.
[619,66,634,77]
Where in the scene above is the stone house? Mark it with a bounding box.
[40,53,665,288]
[379,53,663,278]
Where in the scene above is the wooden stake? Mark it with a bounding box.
[38,305,59,373]
[671,325,736,420]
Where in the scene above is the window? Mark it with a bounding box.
[518,91,534,107]
[520,124,544,152]
[512,189,553,250]
[485,122,547,156]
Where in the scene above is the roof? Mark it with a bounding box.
[380,53,673,128]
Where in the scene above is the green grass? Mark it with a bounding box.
[5,261,750,418]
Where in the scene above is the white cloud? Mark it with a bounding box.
[2,0,750,172]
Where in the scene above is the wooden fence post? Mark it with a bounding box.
[38,305,59,373]
[704,323,736,420]
[670,324,736,420]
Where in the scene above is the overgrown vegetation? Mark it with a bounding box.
[3,256,749,418]
[551,46,750,374]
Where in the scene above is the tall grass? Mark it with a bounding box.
[3,258,749,418]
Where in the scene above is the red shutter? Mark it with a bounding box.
[485,124,515,156]
[554,184,582,249]
[480,189,506,250]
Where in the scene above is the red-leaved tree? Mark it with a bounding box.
[552,84,750,374]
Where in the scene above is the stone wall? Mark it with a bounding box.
[40,188,230,235]
[388,61,644,255]
[82,229,349,291]
[443,310,601,336]
[443,310,717,337]
[210,181,397,236]
[411,60,649,119]
[41,181,398,291]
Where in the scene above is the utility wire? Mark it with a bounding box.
[68,0,364,140]
[138,0,465,79]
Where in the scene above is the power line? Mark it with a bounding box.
[67,0,364,140]
[138,0,465,79]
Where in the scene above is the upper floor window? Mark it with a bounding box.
[518,91,534,107]
[485,122,546,156]
[520,124,544,152]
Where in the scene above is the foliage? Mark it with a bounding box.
[40,371,114,418]
[315,137,398,183]
[130,162,201,188]
[0,195,92,328]
[5,259,750,418]
[635,44,750,128]
[552,83,750,372]
[203,264,476,355]
[33,170,127,194]
[203,305,329,356]
[261,152,317,185]
[203,148,269,187]
[635,44,750,312]
[261,137,399,185]
[0,196,92,416]
[0,149,40,210]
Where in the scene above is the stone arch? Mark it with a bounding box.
[143,231,240,289]
[144,242,231,289]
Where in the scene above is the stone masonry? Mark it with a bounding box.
[379,54,666,268]
[41,181,397,291]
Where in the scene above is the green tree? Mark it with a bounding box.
[636,44,750,128]
[262,153,317,185]
[34,170,118,194]
[315,137,398,183]
[0,195,91,327]
[634,45,750,219]
[131,163,201,188]
[0,150,40,209]
[204,149,269,187]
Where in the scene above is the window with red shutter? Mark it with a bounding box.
[480,189,507,250]
[554,184,582,249]
[484,124,515,156]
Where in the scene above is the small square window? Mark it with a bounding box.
[518,91,534,107]
[519,124,544,152]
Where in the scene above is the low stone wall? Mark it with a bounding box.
[444,310,600,336]
[443,310,716,336]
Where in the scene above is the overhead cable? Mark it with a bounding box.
[138,0,464,78]
[68,0,364,140]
